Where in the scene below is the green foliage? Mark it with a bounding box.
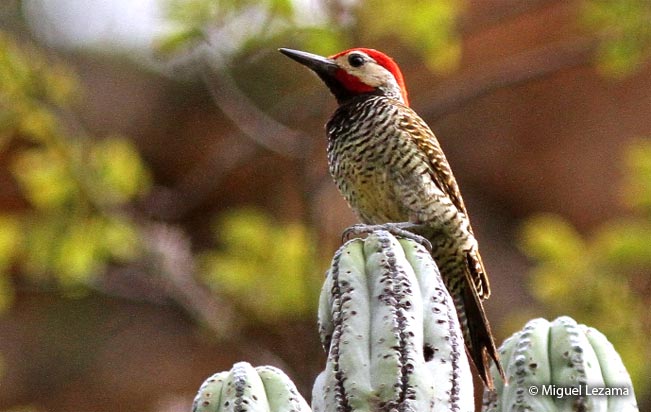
[200,209,322,323]
[156,0,461,75]
[519,139,651,398]
[291,27,346,58]
[623,139,651,211]
[581,0,651,77]
[0,215,18,309]
[0,32,149,294]
[357,0,462,73]
[157,0,651,83]
[87,137,152,205]
[156,0,309,56]
[0,34,78,137]
[155,0,214,55]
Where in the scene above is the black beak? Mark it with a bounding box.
[279,48,356,104]
[279,48,338,77]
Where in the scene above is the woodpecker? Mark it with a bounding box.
[279,47,503,387]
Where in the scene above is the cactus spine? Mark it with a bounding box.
[314,231,474,412]
[193,362,311,412]
[483,316,638,412]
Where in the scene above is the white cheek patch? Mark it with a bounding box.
[334,53,405,103]
[353,65,394,87]
[335,55,400,89]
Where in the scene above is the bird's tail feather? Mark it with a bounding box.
[460,263,505,388]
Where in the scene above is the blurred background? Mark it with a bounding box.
[0,0,649,411]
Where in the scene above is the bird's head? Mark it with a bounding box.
[279,47,409,106]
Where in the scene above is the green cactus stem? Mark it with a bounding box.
[314,230,474,412]
[193,362,311,412]
[483,316,638,412]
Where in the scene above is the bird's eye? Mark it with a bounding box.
[348,53,365,68]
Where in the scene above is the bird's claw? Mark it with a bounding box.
[342,223,433,252]
[342,223,380,242]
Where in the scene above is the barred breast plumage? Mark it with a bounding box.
[280,47,503,388]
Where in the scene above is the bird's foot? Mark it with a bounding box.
[342,222,432,252]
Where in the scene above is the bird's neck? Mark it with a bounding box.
[329,83,404,106]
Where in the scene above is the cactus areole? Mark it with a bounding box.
[483,316,639,412]
[193,362,311,412]
[314,231,474,412]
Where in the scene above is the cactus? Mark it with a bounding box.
[193,361,311,412]
[313,230,474,412]
[482,316,639,412]
[190,233,639,412]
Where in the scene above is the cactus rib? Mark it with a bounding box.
[315,231,474,412]
[483,317,639,412]
[193,362,311,412]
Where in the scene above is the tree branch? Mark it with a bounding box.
[144,223,234,335]
[417,37,599,120]
[457,0,563,36]
[200,52,310,158]
[143,132,260,220]
[143,223,292,368]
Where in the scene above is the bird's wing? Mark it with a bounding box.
[395,104,491,300]
[395,104,469,217]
